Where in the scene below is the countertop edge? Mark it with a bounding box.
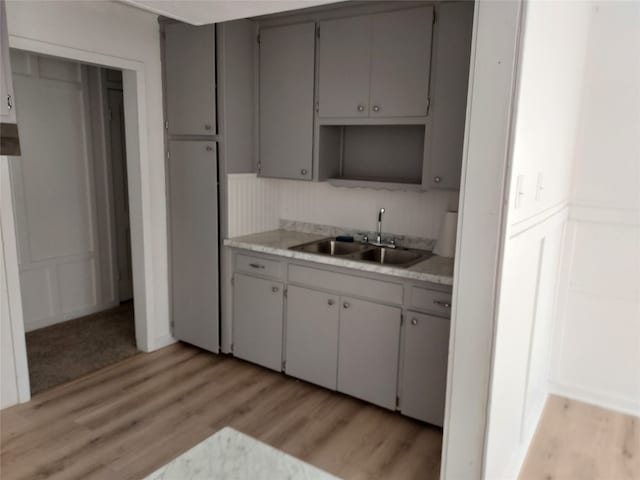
[223,239,454,287]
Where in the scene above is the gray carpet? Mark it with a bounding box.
[26,302,139,395]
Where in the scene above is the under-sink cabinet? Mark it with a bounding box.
[285,285,339,390]
[229,249,452,427]
[337,297,401,410]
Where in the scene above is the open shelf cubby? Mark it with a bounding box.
[319,124,427,190]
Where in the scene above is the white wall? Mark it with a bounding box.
[9,52,118,331]
[484,1,592,478]
[227,174,458,240]
[550,2,640,417]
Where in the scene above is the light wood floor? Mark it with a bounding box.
[0,342,442,480]
[520,394,639,480]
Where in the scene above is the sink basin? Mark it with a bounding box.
[289,238,431,268]
[356,247,425,266]
[291,239,368,256]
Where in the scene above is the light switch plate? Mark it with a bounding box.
[535,172,544,201]
[515,174,525,209]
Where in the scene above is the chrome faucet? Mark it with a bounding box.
[362,208,396,248]
[376,208,385,244]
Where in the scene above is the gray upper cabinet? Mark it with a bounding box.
[337,297,401,410]
[318,6,434,119]
[369,7,434,118]
[285,285,339,390]
[168,141,219,353]
[0,0,16,124]
[317,15,371,118]
[233,273,284,371]
[164,22,216,136]
[400,311,450,426]
[424,2,474,190]
[259,22,315,180]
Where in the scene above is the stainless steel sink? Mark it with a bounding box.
[355,247,424,266]
[289,238,431,268]
[291,239,368,256]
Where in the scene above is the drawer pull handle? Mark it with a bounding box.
[249,263,265,269]
[433,300,452,309]
[272,286,279,293]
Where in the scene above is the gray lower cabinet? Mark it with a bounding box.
[337,297,401,410]
[168,141,219,353]
[285,285,339,390]
[258,22,315,180]
[400,311,450,426]
[233,273,284,371]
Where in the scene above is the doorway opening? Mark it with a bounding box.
[8,50,137,394]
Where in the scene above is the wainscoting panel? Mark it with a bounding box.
[485,209,568,479]
[9,52,116,331]
[551,206,640,416]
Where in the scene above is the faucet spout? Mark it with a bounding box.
[377,208,385,243]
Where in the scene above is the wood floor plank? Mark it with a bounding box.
[1,342,442,480]
[520,395,640,480]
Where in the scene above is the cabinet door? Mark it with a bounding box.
[233,273,284,371]
[369,7,434,117]
[168,141,219,353]
[318,15,371,118]
[337,297,401,410]
[424,3,474,190]
[259,22,315,180]
[164,23,215,135]
[285,285,339,390]
[0,0,16,123]
[400,311,450,426]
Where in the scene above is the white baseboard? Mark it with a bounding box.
[549,381,640,418]
[150,334,177,351]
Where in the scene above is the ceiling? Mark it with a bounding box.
[119,0,343,26]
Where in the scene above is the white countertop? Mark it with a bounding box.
[224,230,454,286]
[144,427,340,480]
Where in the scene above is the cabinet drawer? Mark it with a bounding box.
[236,253,283,279]
[288,264,403,305]
[409,286,452,317]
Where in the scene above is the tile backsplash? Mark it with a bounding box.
[227,173,458,240]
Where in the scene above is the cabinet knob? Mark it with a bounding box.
[434,176,442,184]
[328,299,335,306]
[411,318,418,326]
[204,124,212,131]
[372,105,380,113]
[357,104,365,112]
[343,302,350,309]
[272,286,279,293]
[7,95,13,111]
[301,169,308,176]
[206,145,213,152]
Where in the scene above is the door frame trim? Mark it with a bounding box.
[3,36,163,402]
